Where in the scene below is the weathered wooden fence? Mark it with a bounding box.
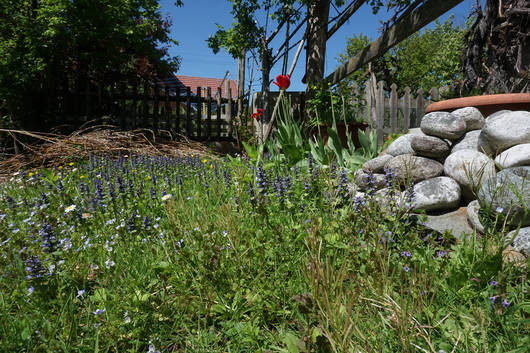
[49,80,238,141]
[360,80,441,145]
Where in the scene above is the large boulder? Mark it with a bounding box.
[385,154,444,184]
[385,134,416,156]
[412,177,461,212]
[417,207,474,240]
[478,166,530,227]
[494,143,530,169]
[362,154,393,173]
[410,135,451,159]
[452,107,485,131]
[478,111,530,155]
[420,112,467,140]
[444,149,496,200]
[451,130,481,153]
[505,227,530,257]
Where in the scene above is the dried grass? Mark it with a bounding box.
[0,125,216,182]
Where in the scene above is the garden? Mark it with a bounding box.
[1,85,529,352]
[1,0,529,352]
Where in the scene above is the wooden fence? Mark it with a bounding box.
[360,80,441,145]
[48,80,238,141]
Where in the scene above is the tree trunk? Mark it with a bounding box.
[462,0,530,93]
[305,0,331,95]
[237,51,245,119]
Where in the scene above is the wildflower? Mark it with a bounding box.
[28,286,34,295]
[489,280,498,286]
[81,213,92,219]
[64,205,76,213]
[147,343,161,353]
[273,74,290,90]
[105,259,115,268]
[403,265,410,273]
[77,289,85,298]
[501,299,510,308]
[401,251,412,257]
[251,108,263,122]
[436,250,447,257]
[161,194,172,201]
[495,206,504,213]
[124,311,131,323]
[489,296,496,304]
[93,308,106,315]
[105,218,116,225]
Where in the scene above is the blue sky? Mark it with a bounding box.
[159,0,480,92]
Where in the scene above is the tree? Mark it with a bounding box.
[0,0,181,131]
[337,16,465,95]
[462,0,529,93]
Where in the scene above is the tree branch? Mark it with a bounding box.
[327,0,367,39]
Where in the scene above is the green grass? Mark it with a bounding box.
[0,154,528,352]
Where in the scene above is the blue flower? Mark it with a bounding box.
[489,280,498,286]
[489,296,496,304]
[403,265,410,272]
[93,308,106,315]
[501,299,510,308]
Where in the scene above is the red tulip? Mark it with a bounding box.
[251,108,263,122]
[273,74,290,90]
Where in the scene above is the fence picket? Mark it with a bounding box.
[416,88,425,127]
[216,87,222,138]
[403,87,411,132]
[390,83,398,132]
[186,87,192,136]
[206,87,212,139]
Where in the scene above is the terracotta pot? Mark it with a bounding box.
[312,122,368,149]
[425,93,530,117]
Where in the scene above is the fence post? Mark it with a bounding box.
[206,87,212,139]
[216,87,222,138]
[225,80,232,138]
[415,88,425,127]
[186,87,192,135]
[403,87,411,131]
[153,82,160,131]
[165,85,170,132]
[196,87,202,139]
[376,81,385,145]
[390,83,398,133]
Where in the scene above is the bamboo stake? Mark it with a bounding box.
[261,38,305,145]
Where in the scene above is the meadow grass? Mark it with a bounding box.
[0,153,528,352]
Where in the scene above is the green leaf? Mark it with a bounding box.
[21,327,31,340]
[283,332,300,353]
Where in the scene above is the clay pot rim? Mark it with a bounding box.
[426,93,530,113]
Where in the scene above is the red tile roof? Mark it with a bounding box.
[171,75,238,98]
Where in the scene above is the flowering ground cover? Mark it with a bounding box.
[0,153,528,352]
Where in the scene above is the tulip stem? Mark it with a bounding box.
[261,38,305,149]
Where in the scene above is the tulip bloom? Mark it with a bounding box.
[273,74,290,90]
[251,108,263,122]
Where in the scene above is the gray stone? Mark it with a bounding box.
[385,154,444,184]
[478,110,530,155]
[467,200,485,234]
[410,135,451,158]
[505,227,530,257]
[494,143,530,169]
[487,110,511,120]
[478,166,530,227]
[451,130,481,153]
[412,177,461,212]
[420,207,474,240]
[407,128,424,135]
[362,154,393,173]
[420,111,467,140]
[444,149,496,199]
[385,134,416,156]
[452,107,485,131]
[354,170,387,191]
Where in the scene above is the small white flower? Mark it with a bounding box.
[105,259,115,268]
[161,194,172,201]
[64,205,76,213]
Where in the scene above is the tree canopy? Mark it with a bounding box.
[0,0,181,130]
[337,16,465,95]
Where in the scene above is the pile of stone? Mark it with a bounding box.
[355,108,530,258]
